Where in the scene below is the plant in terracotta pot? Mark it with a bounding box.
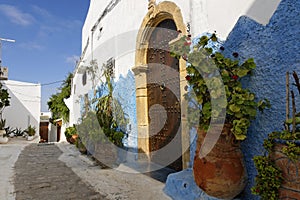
[65,125,77,144]
[252,71,300,200]
[170,33,270,199]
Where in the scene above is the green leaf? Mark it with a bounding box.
[285,117,300,125]
[237,69,249,77]
[210,33,218,42]
[229,104,240,112]
[243,58,256,69]
[199,36,209,47]
[234,134,247,140]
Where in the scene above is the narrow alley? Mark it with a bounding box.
[0,138,170,200]
[14,143,103,200]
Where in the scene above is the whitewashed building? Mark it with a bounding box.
[68,0,280,170]
[2,80,41,136]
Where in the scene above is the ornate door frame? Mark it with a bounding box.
[132,1,190,169]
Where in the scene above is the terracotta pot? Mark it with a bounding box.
[193,126,247,199]
[69,134,78,144]
[270,140,300,199]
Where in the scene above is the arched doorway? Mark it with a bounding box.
[133,1,190,170]
[147,19,182,171]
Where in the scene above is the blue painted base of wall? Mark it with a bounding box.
[164,169,241,200]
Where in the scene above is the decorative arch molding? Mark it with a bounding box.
[135,1,187,66]
[132,1,190,169]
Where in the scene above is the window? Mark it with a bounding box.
[82,71,87,86]
[106,57,115,78]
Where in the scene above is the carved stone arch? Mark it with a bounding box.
[135,1,187,67]
[132,1,190,170]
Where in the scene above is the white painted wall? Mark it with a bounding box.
[191,0,281,39]
[2,80,41,135]
[49,123,57,142]
[69,0,281,125]
[60,122,68,142]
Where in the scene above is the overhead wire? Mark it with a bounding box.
[2,80,64,87]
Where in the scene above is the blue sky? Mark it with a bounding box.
[0,0,90,112]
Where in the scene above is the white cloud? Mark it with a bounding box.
[19,42,44,51]
[31,5,52,19]
[0,4,35,26]
[66,55,80,65]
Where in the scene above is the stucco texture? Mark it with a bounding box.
[223,0,300,199]
[164,0,300,199]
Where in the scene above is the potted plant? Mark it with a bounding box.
[0,118,8,143]
[252,71,300,199]
[77,66,128,167]
[65,125,77,144]
[6,126,15,138]
[170,33,270,199]
[0,83,10,144]
[26,125,36,141]
[0,82,10,119]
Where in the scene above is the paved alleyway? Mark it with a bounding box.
[7,140,170,200]
[14,144,105,200]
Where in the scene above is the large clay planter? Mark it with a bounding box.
[270,140,300,199]
[193,127,247,199]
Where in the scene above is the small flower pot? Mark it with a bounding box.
[0,136,8,144]
[69,134,78,144]
[0,129,8,144]
[27,136,34,141]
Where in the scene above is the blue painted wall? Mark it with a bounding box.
[165,0,300,199]
[223,0,300,199]
[113,70,137,148]
[79,70,137,149]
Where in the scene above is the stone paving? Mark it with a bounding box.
[13,143,105,200]
[6,140,170,200]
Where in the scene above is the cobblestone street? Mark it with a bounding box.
[0,139,170,200]
[14,144,104,200]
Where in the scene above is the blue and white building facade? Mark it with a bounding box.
[65,0,300,199]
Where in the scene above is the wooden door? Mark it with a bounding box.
[39,122,49,142]
[147,19,182,171]
[57,125,61,142]
[56,120,62,142]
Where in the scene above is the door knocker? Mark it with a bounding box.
[160,83,166,91]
